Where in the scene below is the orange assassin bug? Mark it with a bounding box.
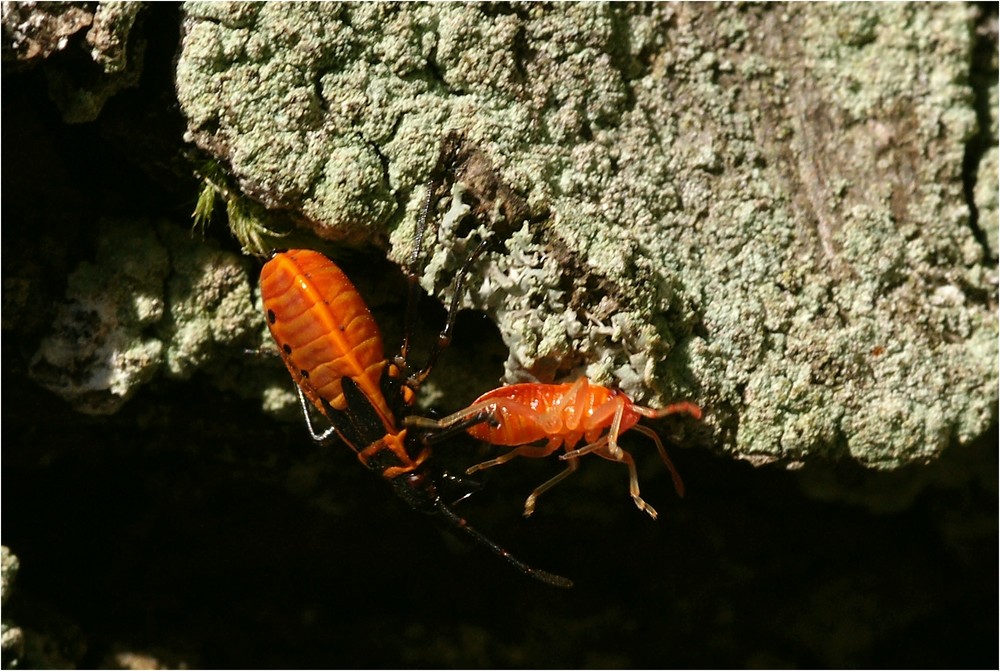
[408,378,702,520]
[259,177,572,588]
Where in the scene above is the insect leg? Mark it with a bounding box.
[295,385,338,443]
[606,397,627,460]
[404,399,501,436]
[523,457,579,518]
[634,401,703,421]
[466,444,555,475]
[632,424,685,498]
[559,436,610,460]
[399,178,438,367]
[580,395,627,459]
[400,138,486,387]
[244,345,280,358]
[594,446,659,520]
[437,469,484,507]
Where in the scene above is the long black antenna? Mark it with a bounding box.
[408,237,490,388]
[434,500,573,588]
[400,178,438,366]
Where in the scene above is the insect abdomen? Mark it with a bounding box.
[465,383,568,445]
[260,250,389,417]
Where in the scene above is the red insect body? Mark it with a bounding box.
[414,378,701,520]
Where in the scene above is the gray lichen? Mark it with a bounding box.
[86,2,143,75]
[29,219,170,415]
[29,219,258,415]
[974,36,998,259]
[170,3,996,470]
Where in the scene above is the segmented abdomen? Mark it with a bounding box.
[260,250,391,423]
[466,381,618,446]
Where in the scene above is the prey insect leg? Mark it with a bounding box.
[523,457,579,518]
[631,424,685,498]
[592,445,659,520]
[466,444,555,475]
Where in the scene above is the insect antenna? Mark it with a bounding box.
[409,237,490,388]
[433,500,573,589]
[634,401,702,420]
[399,178,438,366]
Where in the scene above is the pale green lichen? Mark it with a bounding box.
[976,146,999,257]
[29,218,261,415]
[157,225,258,379]
[975,59,998,258]
[29,219,169,414]
[175,3,996,470]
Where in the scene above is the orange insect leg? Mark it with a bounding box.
[591,443,660,520]
[465,441,559,475]
[579,393,628,458]
[632,424,685,498]
[523,457,579,518]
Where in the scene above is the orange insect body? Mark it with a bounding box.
[466,381,647,449]
[261,250,388,416]
[414,378,701,520]
[260,250,422,479]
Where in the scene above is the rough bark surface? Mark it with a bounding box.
[173,2,995,468]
